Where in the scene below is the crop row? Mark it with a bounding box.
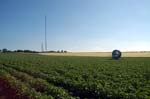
[3,63,150,99]
[0,65,78,99]
[0,53,150,98]
[0,68,53,99]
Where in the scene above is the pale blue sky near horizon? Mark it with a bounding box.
[0,0,150,52]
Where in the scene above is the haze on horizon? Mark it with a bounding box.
[0,0,150,52]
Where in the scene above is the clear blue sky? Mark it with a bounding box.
[0,0,150,52]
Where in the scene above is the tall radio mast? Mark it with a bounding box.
[45,16,47,51]
[41,42,44,52]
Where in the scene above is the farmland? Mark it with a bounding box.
[0,53,150,99]
[40,52,150,57]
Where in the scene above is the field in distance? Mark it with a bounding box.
[40,52,150,57]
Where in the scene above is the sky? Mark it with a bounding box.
[0,0,150,52]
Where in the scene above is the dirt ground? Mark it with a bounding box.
[0,78,27,99]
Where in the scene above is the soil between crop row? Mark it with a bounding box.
[0,77,28,99]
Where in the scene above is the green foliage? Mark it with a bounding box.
[0,53,150,99]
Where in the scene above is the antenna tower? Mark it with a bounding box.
[41,42,44,52]
[45,16,47,51]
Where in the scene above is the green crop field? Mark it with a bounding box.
[0,53,150,99]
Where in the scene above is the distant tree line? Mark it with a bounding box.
[47,50,67,53]
[0,48,38,53]
[0,48,68,53]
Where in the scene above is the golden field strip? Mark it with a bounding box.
[40,52,150,57]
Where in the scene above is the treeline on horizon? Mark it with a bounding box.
[0,48,67,53]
